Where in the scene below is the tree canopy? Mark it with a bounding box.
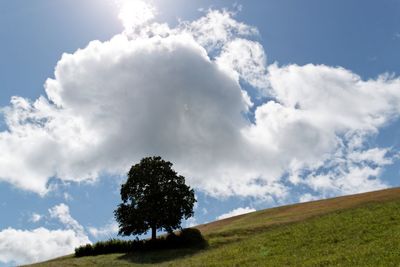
[114,156,196,240]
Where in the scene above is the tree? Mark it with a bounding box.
[114,156,196,240]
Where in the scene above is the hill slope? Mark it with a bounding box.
[29,187,400,266]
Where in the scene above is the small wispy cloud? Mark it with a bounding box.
[88,221,119,239]
[63,192,73,201]
[299,193,319,203]
[216,207,256,220]
[49,203,84,233]
[29,213,42,223]
[185,217,198,228]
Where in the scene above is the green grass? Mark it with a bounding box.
[28,188,400,266]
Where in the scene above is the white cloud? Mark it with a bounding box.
[117,0,156,33]
[0,227,89,265]
[30,213,42,223]
[49,203,85,234]
[0,204,90,265]
[299,193,319,203]
[202,208,208,215]
[217,207,256,220]
[216,38,269,92]
[0,5,399,200]
[184,217,198,228]
[0,27,259,197]
[348,147,393,165]
[306,164,387,196]
[88,221,119,239]
[181,8,258,51]
[64,192,73,201]
[244,64,400,196]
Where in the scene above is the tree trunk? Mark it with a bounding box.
[151,226,156,240]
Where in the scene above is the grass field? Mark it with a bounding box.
[28,187,400,266]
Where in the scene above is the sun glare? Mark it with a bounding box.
[116,0,156,31]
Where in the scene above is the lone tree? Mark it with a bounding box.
[114,156,196,240]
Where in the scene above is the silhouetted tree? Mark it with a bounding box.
[114,156,196,240]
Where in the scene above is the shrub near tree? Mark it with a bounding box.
[75,228,207,257]
[114,156,196,240]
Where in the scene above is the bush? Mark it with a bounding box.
[166,228,208,248]
[75,239,135,257]
[75,228,207,257]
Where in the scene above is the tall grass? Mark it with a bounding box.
[75,228,207,257]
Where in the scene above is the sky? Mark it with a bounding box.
[0,0,399,265]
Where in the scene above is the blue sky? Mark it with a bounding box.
[0,0,399,265]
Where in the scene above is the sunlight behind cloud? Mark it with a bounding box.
[116,0,156,32]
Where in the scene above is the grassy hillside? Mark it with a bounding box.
[29,187,400,266]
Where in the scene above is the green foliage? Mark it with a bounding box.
[114,156,196,240]
[74,228,207,257]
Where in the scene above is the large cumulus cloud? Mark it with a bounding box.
[0,4,399,199]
